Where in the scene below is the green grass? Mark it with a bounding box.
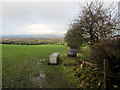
[62,56,79,87]
[2,44,67,60]
[2,44,81,88]
[2,44,71,88]
[0,45,2,89]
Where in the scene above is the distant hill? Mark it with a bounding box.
[2,34,64,39]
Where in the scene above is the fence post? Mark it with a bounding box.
[103,59,109,89]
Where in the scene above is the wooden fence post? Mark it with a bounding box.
[104,59,109,89]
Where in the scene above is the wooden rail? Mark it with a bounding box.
[79,60,97,68]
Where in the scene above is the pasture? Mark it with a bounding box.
[2,45,73,88]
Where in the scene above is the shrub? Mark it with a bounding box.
[79,44,92,62]
[75,66,104,88]
[91,37,120,88]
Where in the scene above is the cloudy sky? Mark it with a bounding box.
[2,2,80,36]
[1,0,119,36]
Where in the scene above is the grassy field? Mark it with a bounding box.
[0,45,2,89]
[2,44,75,88]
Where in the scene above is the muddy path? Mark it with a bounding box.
[29,58,74,88]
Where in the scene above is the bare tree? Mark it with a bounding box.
[65,1,119,45]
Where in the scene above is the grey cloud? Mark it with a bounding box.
[2,2,80,35]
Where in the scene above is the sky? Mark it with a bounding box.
[1,0,120,36]
[2,2,80,36]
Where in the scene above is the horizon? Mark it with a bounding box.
[1,33,65,39]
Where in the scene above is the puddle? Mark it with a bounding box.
[29,73,46,88]
[39,58,47,62]
[29,58,48,87]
